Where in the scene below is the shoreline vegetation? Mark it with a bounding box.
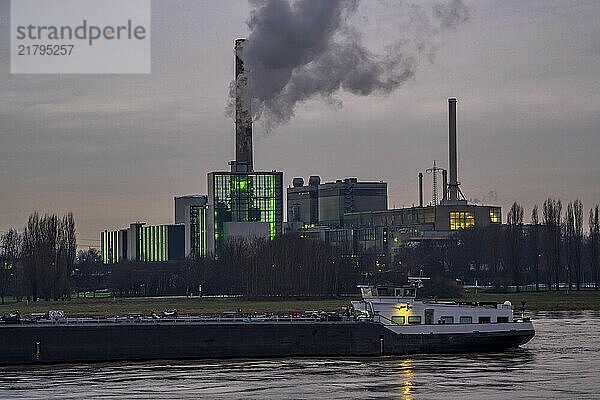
[1,290,600,317]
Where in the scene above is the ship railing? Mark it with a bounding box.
[25,315,341,325]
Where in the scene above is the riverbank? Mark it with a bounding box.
[1,290,599,316]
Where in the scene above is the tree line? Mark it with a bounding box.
[104,235,364,298]
[397,199,600,291]
[0,212,77,303]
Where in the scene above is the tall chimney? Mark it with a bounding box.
[442,169,448,202]
[235,38,253,172]
[448,98,458,201]
[418,172,424,207]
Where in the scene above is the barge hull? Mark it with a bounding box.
[0,322,534,365]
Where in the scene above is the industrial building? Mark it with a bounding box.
[287,176,387,229]
[206,38,284,254]
[99,38,283,263]
[207,167,283,254]
[174,195,208,258]
[287,176,320,227]
[98,36,494,268]
[288,98,502,257]
[101,222,185,264]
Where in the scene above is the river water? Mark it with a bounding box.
[0,311,598,399]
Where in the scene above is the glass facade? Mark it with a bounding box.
[101,230,126,264]
[138,224,168,262]
[210,171,283,252]
[450,211,475,230]
[101,223,184,264]
[190,205,207,258]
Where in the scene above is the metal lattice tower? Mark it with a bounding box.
[426,160,444,206]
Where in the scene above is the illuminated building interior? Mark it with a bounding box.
[209,171,283,253]
[449,211,475,230]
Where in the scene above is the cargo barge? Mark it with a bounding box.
[0,283,534,365]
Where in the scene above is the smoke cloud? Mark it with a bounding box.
[229,0,472,129]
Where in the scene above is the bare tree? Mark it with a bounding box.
[0,229,21,304]
[565,202,575,290]
[543,199,562,291]
[74,248,102,297]
[506,202,524,291]
[21,212,77,301]
[590,205,600,290]
[573,200,584,290]
[530,205,541,291]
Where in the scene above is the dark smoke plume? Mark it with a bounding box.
[229,0,471,129]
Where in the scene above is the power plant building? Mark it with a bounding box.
[205,38,284,254]
[289,98,503,258]
[207,168,283,254]
[287,177,387,228]
[101,222,185,264]
[287,176,320,227]
[174,195,208,258]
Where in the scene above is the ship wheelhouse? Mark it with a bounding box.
[353,284,516,327]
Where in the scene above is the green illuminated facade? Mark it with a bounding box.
[101,229,127,264]
[190,205,207,258]
[100,223,185,264]
[208,170,283,253]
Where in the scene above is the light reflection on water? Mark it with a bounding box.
[0,311,598,399]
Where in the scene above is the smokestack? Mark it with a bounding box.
[448,98,458,201]
[418,172,424,207]
[442,169,447,202]
[235,38,253,172]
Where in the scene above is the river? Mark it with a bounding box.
[0,311,598,399]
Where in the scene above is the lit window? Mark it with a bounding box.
[391,316,405,325]
[490,208,501,223]
[450,211,475,230]
[408,316,422,324]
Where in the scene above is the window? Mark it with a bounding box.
[403,288,416,297]
[497,316,509,323]
[391,316,405,325]
[450,211,475,230]
[478,316,491,324]
[408,316,422,324]
[439,316,454,324]
[490,208,501,223]
[459,316,472,324]
[377,287,394,296]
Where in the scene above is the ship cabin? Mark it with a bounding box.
[353,285,515,326]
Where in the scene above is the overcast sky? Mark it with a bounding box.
[1,0,599,247]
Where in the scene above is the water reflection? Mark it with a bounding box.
[399,358,414,400]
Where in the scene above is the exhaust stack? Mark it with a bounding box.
[448,98,459,202]
[235,38,253,172]
[418,172,424,207]
[442,169,447,202]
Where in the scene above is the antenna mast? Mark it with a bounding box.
[426,160,444,206]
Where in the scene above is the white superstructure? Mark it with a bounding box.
[352,283,534,336]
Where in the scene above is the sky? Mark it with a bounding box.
[1,0,599,248]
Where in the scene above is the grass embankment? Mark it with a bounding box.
[1,290,599,317]
[0,296,352,317]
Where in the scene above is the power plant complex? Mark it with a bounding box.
[101,40,502,264]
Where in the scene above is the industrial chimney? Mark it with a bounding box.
[418,172,424,207]
[234,38,253,172]
[441,169,447,202]
[447,98,466,204]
